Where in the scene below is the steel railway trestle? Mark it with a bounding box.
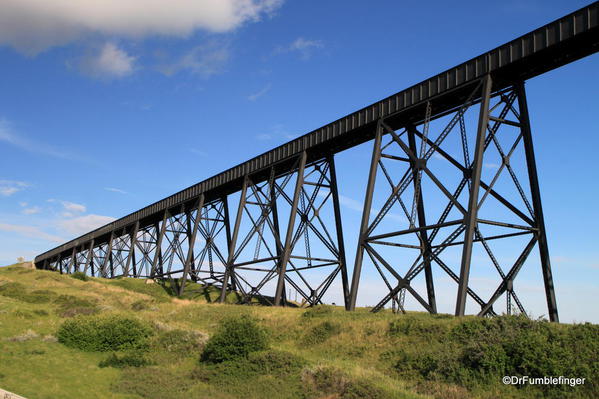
[35,4,599,321]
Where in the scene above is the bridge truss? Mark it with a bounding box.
[35,3,599,322]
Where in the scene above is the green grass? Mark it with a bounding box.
[0,263,597,399]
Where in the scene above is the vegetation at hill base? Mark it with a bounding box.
[0,262,597,399]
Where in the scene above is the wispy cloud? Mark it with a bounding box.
[22,206,41,215]
[104,187,127,194]
[47,199,87,217]
[276,37,324,60]
[248,83,272,101]
[59,214,116,236]
[484,163,501,169]
[0,223,64,243]
[255,133,272,141]
[75,43,136,79]
[158,41,230,77]
[190,148,208,157]
[339,195,364,212]
[0,179,28,196]
[0,119,80,160]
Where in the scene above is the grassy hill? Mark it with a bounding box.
[0,263,596,399]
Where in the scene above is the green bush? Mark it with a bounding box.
[70,272,89,281]
[193,350,306,384]
[303,321,341,344]
[57,314,154,352]
[388,316,448,337]
[247,350,306,375]
[98,351,153,368]
[389,315,599,398]
[200,315,268,364]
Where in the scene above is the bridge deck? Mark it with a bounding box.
[35,3,599,264]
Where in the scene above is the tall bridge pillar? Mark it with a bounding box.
[349,76,558,321]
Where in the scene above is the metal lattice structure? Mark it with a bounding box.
[35,4,599,321]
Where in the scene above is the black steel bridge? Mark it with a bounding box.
[35,3,599,322]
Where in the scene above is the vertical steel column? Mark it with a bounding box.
[104,231,115,279]
[91,253,95,277]
[57,254,63,274]
[124,221,139,277]
[84,239,94,275]
[69,247,76,274]
[515,81,559,322]
[275,151,308,306]
[455,74,492,316]
[221,195,234,288]
[220,176,249,303]
[150,210,169,279]
[407,126,437,313]
[269,167,284,278]
[327,154,350,310]
[179,195,204,296]
[185,207,196,282]
[349,122,383,310]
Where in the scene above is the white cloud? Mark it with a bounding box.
[59,214,116,235]
[190,148,208,157]
[0,0,284,55]
[22,206,41,215]
[19,201,27,207]
[277,37,324,60]
[0,222,64,243]
[61,201,86,214]
[0,119,79,160]
[77,43,135,78]
[255,133,272,140]
[158,41,230,77]
[0,179,28,196]
[104,187,127,194]
[248,83,271,101]
[339,195,364,212]
[483,163,501,169]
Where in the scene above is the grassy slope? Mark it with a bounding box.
[0,264,596,399]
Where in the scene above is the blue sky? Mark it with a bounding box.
[0,1,597,322]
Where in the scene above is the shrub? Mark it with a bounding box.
[247,350,306,375]
[57,314,154,352]
[70,271,89,281]
[200,315,268,363]
[388,316,447,337]
[98,351,152,368]
[303,321,341,344]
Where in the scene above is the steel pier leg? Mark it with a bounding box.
[179,195,204,296]
[349,122,383,311]
[515,81,559,322]
[456,74,492,316]
[220,176,249,303]
[150,210,168,279]
[407,126,437,313]
[328,154,350,310]
[275,151,307,306]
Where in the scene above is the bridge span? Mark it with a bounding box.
[35,3,599,321]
